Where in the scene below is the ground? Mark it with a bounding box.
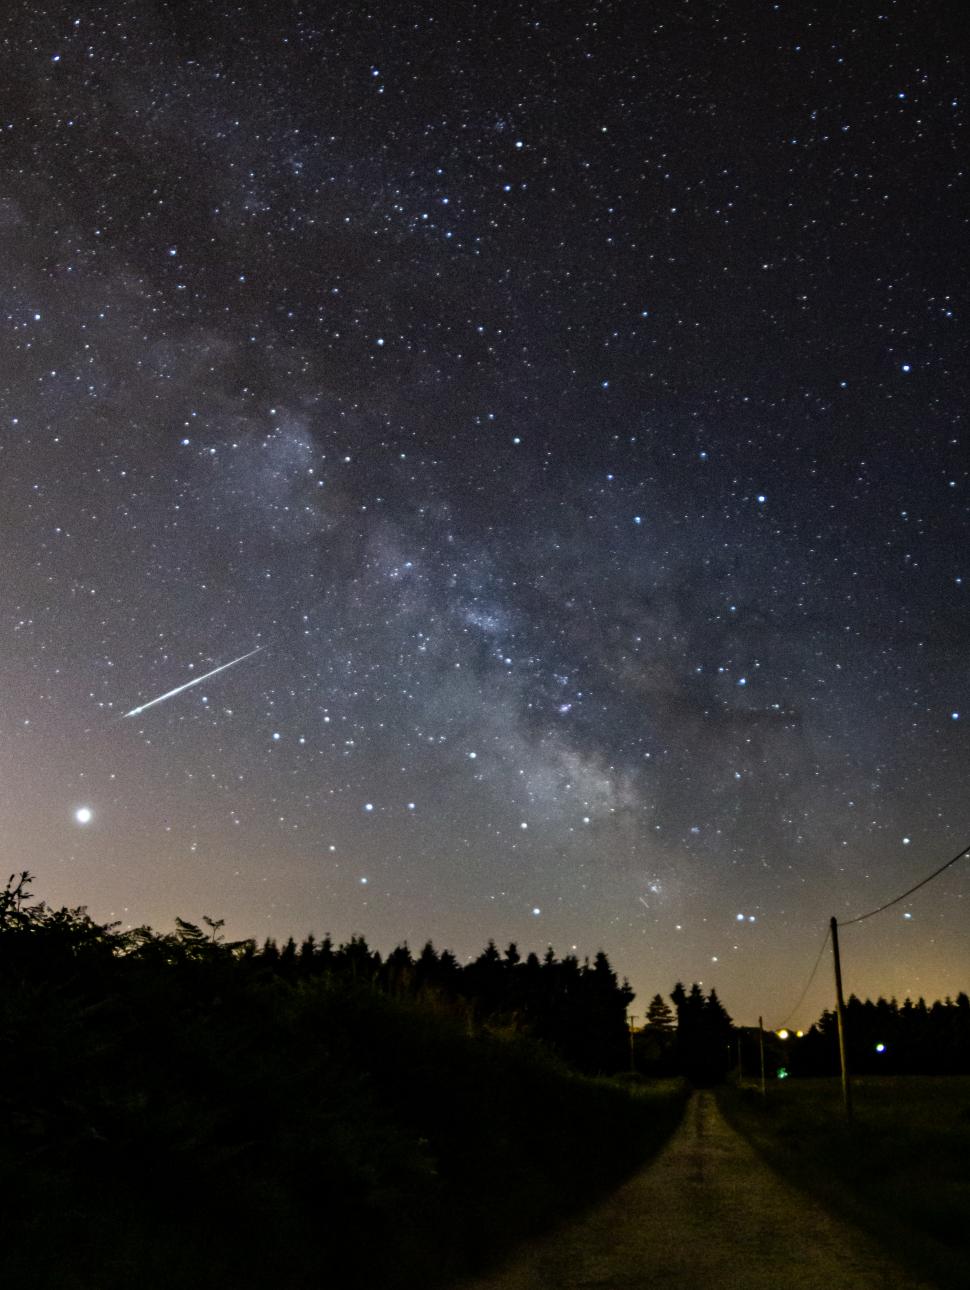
[453,1090,935,1289]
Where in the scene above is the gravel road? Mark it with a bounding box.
[453,1090,935,1289]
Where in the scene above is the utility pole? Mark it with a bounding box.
[830,916,853,1122]
[758,1016,766,1100]
[628,1014,638,1074]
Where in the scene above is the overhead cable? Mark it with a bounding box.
[839,840,970,927]
[769,924,830,1031]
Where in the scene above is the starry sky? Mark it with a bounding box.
[2,1,967,1027]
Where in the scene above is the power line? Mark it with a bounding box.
[839,839,970,927]
[769,924,830,1031]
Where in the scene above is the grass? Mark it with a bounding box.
[717,1076,970,1289]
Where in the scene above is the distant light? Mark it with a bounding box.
[74,806,93,825]
[633,515,642,525]
[902,836,911,845]
[360,877,368,885]
[532,907,541,916]
[903,912,913,920]
[901,363,911,372]
[520,821,528,829]
[364,803,374,812]
[777,1029,789,1040]
[795,1030,804,1038]
[736,913,745,921]
[777,1067,789,1080]
[756,494,766,504]
[407,802,416,811]
[952,712,960,721]
[875,1043,886,1053]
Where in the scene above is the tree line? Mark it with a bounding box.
[0,872,636,1075]
[635,983,735,1084]
[783,992,970,1076]
[0,870,745,1083]
[257,930,640,1074]
[634,984,970,1082]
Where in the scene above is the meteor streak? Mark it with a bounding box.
[122,646,264,719]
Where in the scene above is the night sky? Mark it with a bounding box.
[3,2,967,1027]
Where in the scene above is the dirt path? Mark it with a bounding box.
[454,1090,935,1290]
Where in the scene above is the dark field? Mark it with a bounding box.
[718,1076,970,1289]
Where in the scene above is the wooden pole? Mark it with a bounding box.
[758,1016,766,1100]
[830,916,853,1122]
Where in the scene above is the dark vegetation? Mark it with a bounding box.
[0,874,687,1289]
[761,992,970,1076]
[718,1077,970,1290]
[634,983,734,1084]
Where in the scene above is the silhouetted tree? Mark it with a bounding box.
[671,982,734,1083]
[635,992,677,1073]
[645,993,675,1033]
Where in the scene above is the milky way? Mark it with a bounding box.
[2,2,967,1023]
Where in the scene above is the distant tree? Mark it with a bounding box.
[279,936,299,975]
[339,934,380,984]
[671,982,734,1084]
[383,944,414,995]
[635,993,677,1073]
[645,993,675,1033]
[317,933,335,972]
[464,940,506,1015]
